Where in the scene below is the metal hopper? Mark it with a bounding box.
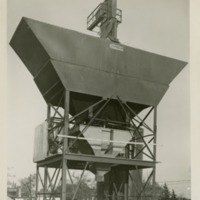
[10,17,187,122]
[10,13,187,200]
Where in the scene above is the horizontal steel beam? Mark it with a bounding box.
[36,153,157,169]
[64,153,156,168]
[37,155,62,167]
[59,134,159,146]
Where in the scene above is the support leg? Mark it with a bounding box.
[35,167,39,200]
[124,171,129,200]
[152,107,157,199]
[44,167,48,200]
[61,90,70,200]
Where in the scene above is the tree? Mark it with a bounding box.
[144,181,164,200]
[19,174,36,199]
[171,189,178,200]
[159,183,171,200]
[139,181,189,200]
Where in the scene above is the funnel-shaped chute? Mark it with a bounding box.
[10,17,187,122]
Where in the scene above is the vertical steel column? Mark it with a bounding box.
[108,0,118,39]
[100,0,118,41]
[124,171,129,200]
[43,104,51,200]
[111,0,118,39]
[44,167,48,200]
[152,107,157,199]
[61,90,70,200]
[47,104,51,156]
[47,104,51,120]
[108,0,117,17]
[35,167,39,200]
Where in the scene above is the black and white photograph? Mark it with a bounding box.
[1,0,200,200]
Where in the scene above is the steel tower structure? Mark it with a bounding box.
[10,0,187,199]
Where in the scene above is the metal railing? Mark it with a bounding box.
[87,2,122,31]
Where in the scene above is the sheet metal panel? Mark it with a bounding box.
[10,18,50,77]
[34,61,60,94]
[24,17,186,84]
[52,60,168,106]
[33,122,48,162]
[10,17,186,107]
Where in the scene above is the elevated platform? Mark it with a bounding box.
[87,3,106,31]
[87,2,122,31]
[36,153,156,171]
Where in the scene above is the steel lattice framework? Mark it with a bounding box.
[34,91,158,200]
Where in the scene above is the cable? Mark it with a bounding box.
[158,180,190,183]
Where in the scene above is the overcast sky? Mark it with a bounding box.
[7,0,190,197]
